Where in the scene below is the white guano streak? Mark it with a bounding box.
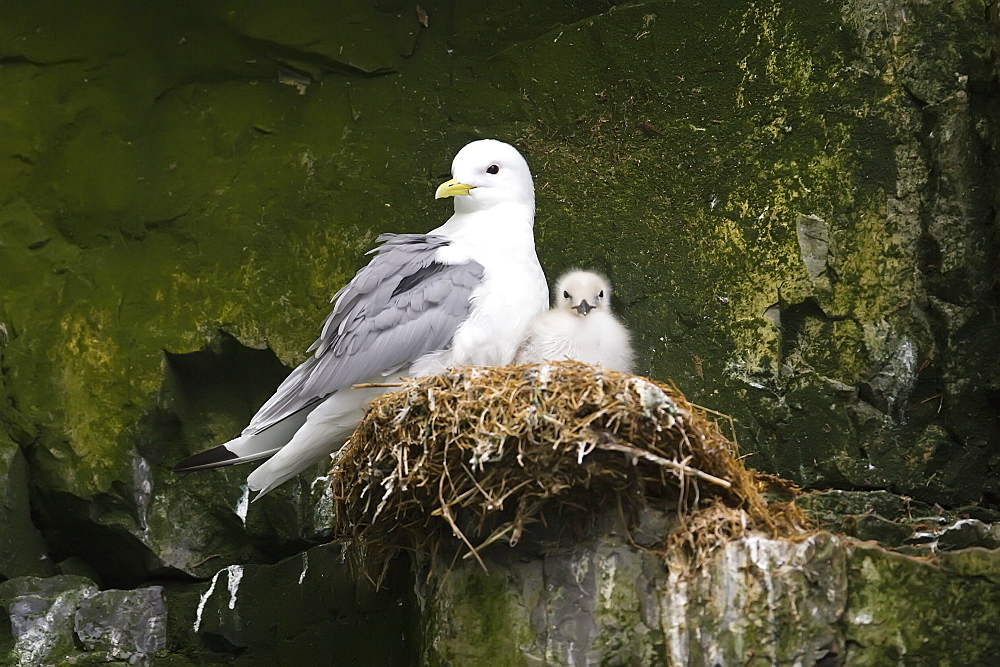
[194,565,245,631]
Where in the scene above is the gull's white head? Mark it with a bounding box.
[435,139,535,216]
[554,270,613,317]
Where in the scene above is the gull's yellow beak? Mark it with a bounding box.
[434,178,475,199]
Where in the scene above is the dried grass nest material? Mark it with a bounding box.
[331,361,807,570]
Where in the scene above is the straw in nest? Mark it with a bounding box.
[331,361,806,573]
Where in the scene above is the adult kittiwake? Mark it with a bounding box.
[174,139,548,497]
[516,269,634,372]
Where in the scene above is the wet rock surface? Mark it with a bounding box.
[74,586,168,662]
[0,0,997,663]
[0,576,170,665]
[420,523,1000,665]
[0,575,99,666]
[422,531,667,665]
[184,543,413,665]
[800,489,1000,556]
[0,440,53,582]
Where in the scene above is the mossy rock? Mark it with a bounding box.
[0,0,997,660]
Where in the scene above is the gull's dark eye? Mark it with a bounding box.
[486,164,500,174]
[599,290,604,298]
[563,290,570,299]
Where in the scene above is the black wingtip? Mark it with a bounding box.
[173,445,240,473]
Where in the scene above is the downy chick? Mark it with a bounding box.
[516,269,634,372]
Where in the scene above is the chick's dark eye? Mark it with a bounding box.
[486,164,500,174]
[599,290,604,298]
[563,290,570,299]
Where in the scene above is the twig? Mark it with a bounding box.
[689,401,739,451]
[429,485,480,514]
[191,554,222,568]
[461,463,504,510]
[352,382,406,389]
[468,522,517,556]
[495,479,534,505]
[573,400,623,431]
[594,440,732,488]
[438,475,487,571]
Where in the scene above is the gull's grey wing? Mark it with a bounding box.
[243,233,484,435]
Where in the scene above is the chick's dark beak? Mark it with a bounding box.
[573,300,594,316]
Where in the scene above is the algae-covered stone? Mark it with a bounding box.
[421,528,1000,666]
[798,489,931,523]
[844,543,1000,664]
[421,531,667,665]
[666,533,847,665]
[0,0,404,579]
[422,562,541,665]
[453,0,999,506]
[0,439,53,580]
[0,323,53,581]
[0,0,997,660]
[0,0,996,591]
[842,513,915,546]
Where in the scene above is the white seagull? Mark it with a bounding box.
[174,139,548,497]
[516,269,634,373]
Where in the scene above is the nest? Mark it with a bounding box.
[331,361,806,575]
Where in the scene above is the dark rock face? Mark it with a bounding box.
[0,553,412,664]
[183,543,414,665]
[0,0,997,663]
[0,441,53,581]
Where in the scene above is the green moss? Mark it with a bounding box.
[0,0,995,586]
[453,2,937,497]
[937,547,1000,583]
[0,0,982,503]
[487,1,894,388]
[587,540,662,662]
[844,545,1000,663]
[0,0,426,499]
[424,567,535,666]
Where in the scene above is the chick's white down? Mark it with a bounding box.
[517,269,634,373]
